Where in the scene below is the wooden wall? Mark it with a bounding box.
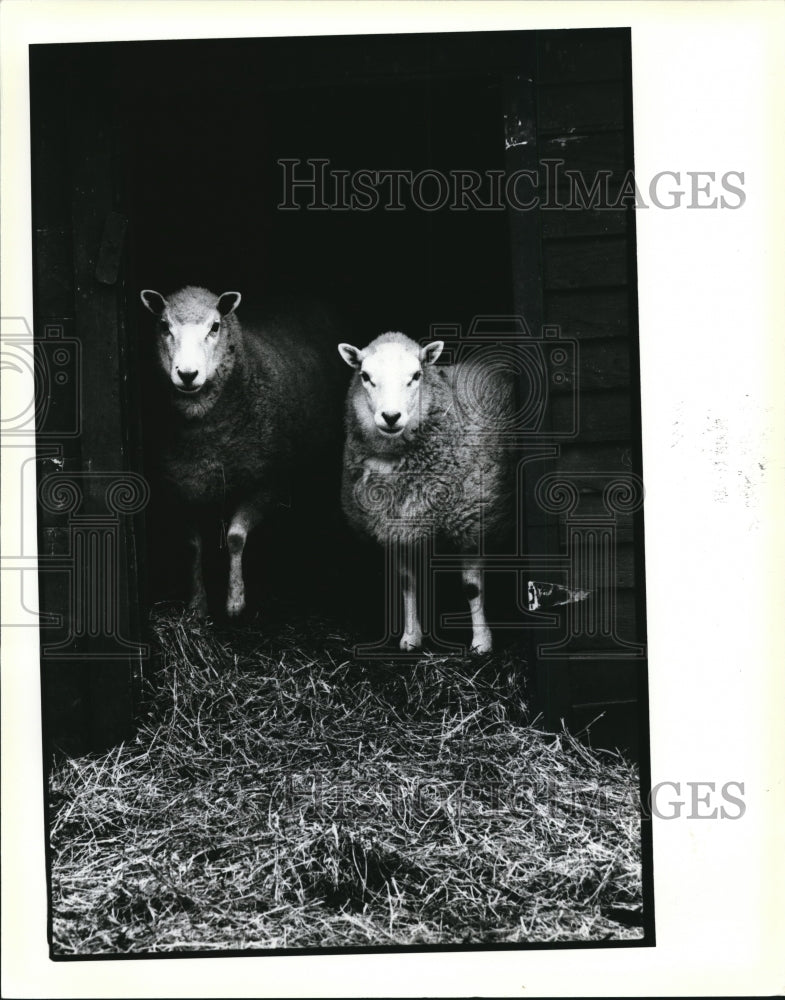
[531,30,648,757]
[31,48,148,758]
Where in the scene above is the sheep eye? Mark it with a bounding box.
[411,370,422,382]
[210,322,220,335]
[361,371,372,384]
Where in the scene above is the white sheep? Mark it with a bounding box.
[338,332,515,653]
[141,285,343,618]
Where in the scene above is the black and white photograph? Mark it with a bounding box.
[1,1,783,996]
[28,22,650,956]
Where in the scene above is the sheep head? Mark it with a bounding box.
[141,286,241,412]
[338,332,444,445]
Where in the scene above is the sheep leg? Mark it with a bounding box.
[462,562,492,654]
[186,521,208,617]
[225,505,262,618]
[399,556,423,652]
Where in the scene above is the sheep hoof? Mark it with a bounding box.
[188,594,209,618]
[400,631,423,652]
[226,596,246,619]
[470,629,492,655]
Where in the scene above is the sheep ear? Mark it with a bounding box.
[141,289,166,316]
[420,340,444,366]
[338,343,364,369]
[217,291,242,316]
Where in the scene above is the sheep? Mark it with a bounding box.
[338,331,515,653]
[141,285,344,618]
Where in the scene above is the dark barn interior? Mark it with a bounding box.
[31,29,648,765]
[125,37,517,628]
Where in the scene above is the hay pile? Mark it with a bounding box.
[49,608,643,953]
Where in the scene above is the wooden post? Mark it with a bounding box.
[32,46,148,756]
[503,38,569,730]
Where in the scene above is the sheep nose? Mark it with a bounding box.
[178,369,198,386]
[382,411,401,427]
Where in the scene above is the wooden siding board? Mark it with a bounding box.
[550,337,632,392]
[545,440,637,540]
[569,660,641,703]
[539,590,641,653]
[541,207,628,240]
[540,129,627,178]
[554,442,637,473]
[551,389,632,443]
[543,235,629,290]
[544,288,631,339]
[571,700,640,758]
[524,337,634,399]
[538,82,625,134]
